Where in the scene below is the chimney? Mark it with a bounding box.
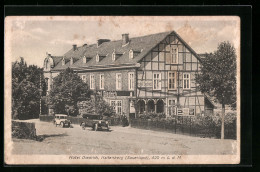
[122,33,129,45]
[97,39,110,47]
[73,44,77,51]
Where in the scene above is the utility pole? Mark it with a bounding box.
[39,74,42,116]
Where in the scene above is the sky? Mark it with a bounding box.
[5,16,240,67]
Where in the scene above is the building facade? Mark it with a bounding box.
[43,31,215,118]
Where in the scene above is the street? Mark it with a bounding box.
[12,119,237,155]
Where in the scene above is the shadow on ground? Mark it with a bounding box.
[36,133,68,142]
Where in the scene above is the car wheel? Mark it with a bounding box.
[93,124,98,131]
[60,122,64,128]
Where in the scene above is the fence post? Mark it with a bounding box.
[175,116,177,134]
[190,116,191,136]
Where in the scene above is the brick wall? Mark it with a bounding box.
[78,69,136,91]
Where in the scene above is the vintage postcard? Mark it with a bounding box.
[5,16,240,165]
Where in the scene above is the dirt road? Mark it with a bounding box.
[12,119,237,155]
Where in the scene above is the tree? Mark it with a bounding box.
[95,95,115,117]
[77,95,115,117]
[48,68,91,115]
[196,41,237,139]
[12,57,45,119]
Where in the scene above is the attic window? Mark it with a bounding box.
[62,58,65,66]
[96,54,99,62]
[112,52,116,61]
[82,56,86,63]
[70,57,73,65]
[129,49,134,59]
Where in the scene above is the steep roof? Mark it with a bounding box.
[52,31,172,71]
[51,30,202,71]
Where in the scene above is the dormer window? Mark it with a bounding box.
[62,58,65,66]
[96,54,99,62]
[112,52,116,61]
[70,57,73,65]
[82,56,86,63]
[129,49,134,59]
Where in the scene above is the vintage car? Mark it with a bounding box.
[80,113,110,131]
[53,114,71,128]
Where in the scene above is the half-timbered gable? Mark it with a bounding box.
[136,32,212,116]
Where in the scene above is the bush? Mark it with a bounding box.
[39,115,54,122]
[12,121,37,139]
[133,112,237,139]
[138,112,166,120]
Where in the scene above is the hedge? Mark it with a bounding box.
[39,115,54,122]
[131,112,237,139]
[12,121,37,140]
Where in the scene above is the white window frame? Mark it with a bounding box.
[183,73,190,89]
[128,72,134,90]
[96,54,99,62]
[100,74,104,90]
[170,46,178,64]
[129,49,134,59]
[116,73,122,90]
[82,56,86,63]
[62,58,65,66]
[90,74,95,90]
[81,75,87,83]
[70,57,73,65]
[110,100,116,112]
[117,100,122,115]
[153,72,161,90]
[112,52,116,61]
[168,71,177,90]
[110,100,122,115]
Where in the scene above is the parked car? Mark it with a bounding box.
[53,114,71,128]
[80,113,110,131]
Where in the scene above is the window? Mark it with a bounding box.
[96,54,99,62]
[170,46,178,64]
[183,73,190,89]
[62,58,65,66]
[110,100,116,111]
[117,100,122,114]
[168,71,176,90]
[112,52,116,61]
[116,73,122,90]
[128,72,134,90]
[110,100,122,115]
[129,50,134,59]
[168,99,176,116]
[82,56,86,63]
[90,74,95,89]
[153,72,161,90]
[81,75,87,83]
[100,74,104,89]
[70,57,73,65]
